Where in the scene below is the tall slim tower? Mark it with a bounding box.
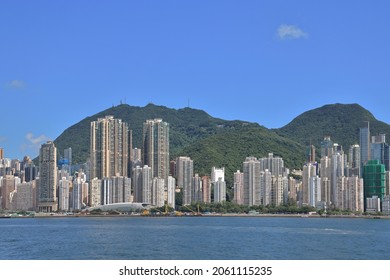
[176,156,193,205]
[142,119,169,184]
[360,122,371,169]
[243,157,260,206]
[0,148,4,159]
[38,141,58,212]
[90,116,129,179]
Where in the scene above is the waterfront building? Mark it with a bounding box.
[309,176,321,208]
[260,170,272,206]
[89,178,102,207]
[288,177,298,203]
[382,196,390,215]
[214,178,226,203]
[363,160,386,211]
[1,175,20,210]
[72,176,84,211]
[386,171,390,196]
[58,177,71,211]
[142,119,169,184]
[345,176,364,212]
[233,171,244,205]
[167,176,176,208]
[132,166,143,203]
[321,177,331,207]
[243,157,260,206]
[90,116,129,179]
[366,196,381,213]
[331,152,345,206]
[152,177,165,207]
[272,175,287,206]
[175,157,193,205]
[302,162,317,206]
[192,173,202,203]
[201,176,211,203]
[101,177,112,205]
[15,181,36,211]
[38,141,58,212]
[142,165,152,204]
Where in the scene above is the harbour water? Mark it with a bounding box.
[1,216,389,260]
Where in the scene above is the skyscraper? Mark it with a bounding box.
[360,122,371,168]
[214,178,226,203]
[38,141,58,212]
[175,156,193,205]
[243,157,260,206]
[142,119,169,184]
[348,144,361,177]
[371,134,390,171]
[0,148,3,159]
[233,171,244,205]
[90,116,129,179]
[302,162,317,206]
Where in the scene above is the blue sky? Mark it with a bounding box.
[1,1,390,160]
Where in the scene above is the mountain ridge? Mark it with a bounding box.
[52,103,390,186]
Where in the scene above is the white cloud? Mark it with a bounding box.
[26,133,50,146]
[7,79,26,89]
[277,24,308,40]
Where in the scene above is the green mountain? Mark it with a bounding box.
[53,103,306,181]
[275,103,390,155]
[52,102,390,188]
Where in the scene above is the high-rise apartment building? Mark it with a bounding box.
[176,157,193,205]
[167,176,176,208]
[347,144,361,177]
[192,173,202,203]
[302,162,317,206]
[15,181,36,211]
[214,178,226,203]
[89,178,102,207]
[201,176,211,203]
[243,157,260,206]
[260,170,272,206]
[90,116,129,179]
[142,119,169,183]
[58,177,71,211]
[233,171,244,205]
[38,141,58,212]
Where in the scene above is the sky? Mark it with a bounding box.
[1,0,390,160]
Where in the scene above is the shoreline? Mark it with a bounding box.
[4,213,389,219]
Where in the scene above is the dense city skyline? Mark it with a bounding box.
[1,1,390,159]
[1,111,390,214]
